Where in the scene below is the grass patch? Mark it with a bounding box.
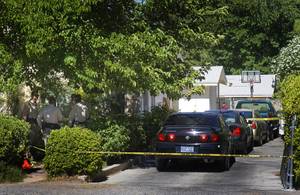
[0,161,24,183]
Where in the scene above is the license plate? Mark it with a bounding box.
[180,146,194,153]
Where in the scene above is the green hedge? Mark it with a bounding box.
[99,124,130,153]
[43,127,103,177]
[0,115,30,165]
[277,74,300,186]
[142,106,173,147]
[86,106,172,152]
[87,115,146,151]
[0,161,24,183]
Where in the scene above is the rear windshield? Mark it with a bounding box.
[239,111,253,119]
[236,102,271,117]
[164,114,219,127]
[222,112,237,124]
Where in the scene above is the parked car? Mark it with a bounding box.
[206,110,254,154]
[235,100,279,140]
[236,109,269,146]
[155,112,234,171]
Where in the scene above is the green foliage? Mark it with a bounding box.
[211,0,299,74]
[0,161,24,183]
[0,115,30,165]
[0,0,221,99]
[277,75,300,185]
[293,19,300,34]
[277,75,300,115]
[272,36,300,79]
[98,124,130,153]
[142,106,173,147]
[43,127,103,177]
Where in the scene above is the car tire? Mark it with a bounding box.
[218,157,230,171]
[256,132,263,146]
[230,156,236,165]
[269,129,274,140]
[264,131,270,143]
[248,138,254,152]
[156,159,168,172]
[274,129,279,138]
[240,143,248,154]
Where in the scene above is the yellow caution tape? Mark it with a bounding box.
[31,146,289,158]
[247,117,280,121]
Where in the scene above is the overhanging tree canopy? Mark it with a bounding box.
[0,0,227,99]
[272,36,300,79]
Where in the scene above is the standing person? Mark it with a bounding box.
[68,94,89,127]
[22,91,45,160]
[37,96,63,145]
[221,102,229,110]
[22,91,39,124]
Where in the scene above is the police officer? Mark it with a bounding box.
[22,91,44,160]
[68,94,89,127]
[22,91,39,124]
[37,96,63,144]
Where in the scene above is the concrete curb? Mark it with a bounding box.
[101,160,133,177]
[23,169,47,183]
[78,160,133,182]
[23,160,133,183]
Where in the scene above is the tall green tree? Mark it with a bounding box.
[0,0,225,100]
[272,35,300,79]
[211,0,299,74]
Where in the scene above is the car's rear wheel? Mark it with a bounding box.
[256,132,263,146]
[156,158,168,172]
[239,143,248,154]
[269,129,274,140]
[218,157,230,171]
[248,138,254,152]
[264,131,270,143]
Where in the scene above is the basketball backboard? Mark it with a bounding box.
[241,71,261,83]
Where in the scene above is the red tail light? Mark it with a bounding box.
[251,121,257,129]
[232,127,241,137]
[199,134,209,142]
[211,133,220,142]
[157,133,166,142]
[167,133,176,142]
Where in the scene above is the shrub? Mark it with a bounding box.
[277,74,300,186]
[0,115,30,165]
[142,106,173,148]
[0,161,24,183]
[98,124,130,153]
[87,114,146,151]
[43,127,103,177]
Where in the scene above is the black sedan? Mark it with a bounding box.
[206,110,254,154]
[155,112,234,171]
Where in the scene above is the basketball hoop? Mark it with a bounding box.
[241,71,261,98]
[241,71,261,83]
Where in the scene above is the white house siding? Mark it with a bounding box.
[178,86,213,112]
[209,86,218,110]
[139,92,174,112]
[140,66,227,113]
[178,98,210,112]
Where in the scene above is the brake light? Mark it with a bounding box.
[251,121,257,129]
[199,134,209,142]
[167,133,176,142]
[157,133,166,142]
[211,134,220,142]
[232,127,241,137]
